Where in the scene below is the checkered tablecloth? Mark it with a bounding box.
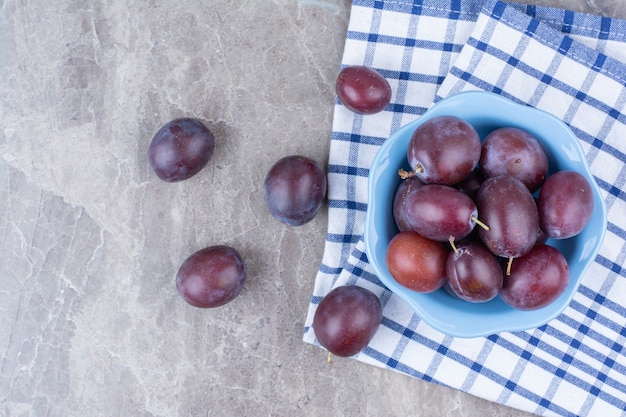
[302,1,626,416]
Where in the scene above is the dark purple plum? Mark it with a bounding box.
[264,155,327,226]
[313,286,382,358]
[176,245,247,308]
[476,176,539,263]
[406,116,481,185]
[479,127,549,193]
[538,170,594,239]
[446,240,503,303]
[500,244,569,310]
[392,176,424,231]
[335,65,392,115]
[148,118,215,182]
[404,184,481,242]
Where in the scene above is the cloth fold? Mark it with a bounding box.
[303,1,626,416]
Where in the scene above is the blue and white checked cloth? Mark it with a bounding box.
[302,1,626,416]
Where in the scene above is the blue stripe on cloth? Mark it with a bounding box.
[353,0,485,19]
[596,177,626,204]
[346,31,465,54]
[330,131,385,146]
[562,10,574,33]
[324,232,362,244]
[317,263,343,275]
[327,164,370,178]
[327,199,368,212]
[595,252,625,276]
[343,263,380,284]
[600,16,612,40]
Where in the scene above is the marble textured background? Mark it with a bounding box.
[1,1,624,416]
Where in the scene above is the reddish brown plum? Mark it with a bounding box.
[392,176,424,232]
[477,176,539,259]
[406,116,481,185]
[404,184,479,242]
[313,286,382,358]
[479,127,549,193]
[148,118,215,182]
[335,65,392,115]
[500,244,570,310]
[176,246,247,308]
[386,231,448,293]
[538,170,594,239]
[264,155,327,226]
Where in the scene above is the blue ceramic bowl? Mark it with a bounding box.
[364,90,607,338]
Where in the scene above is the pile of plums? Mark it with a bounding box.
[388,115,594,311]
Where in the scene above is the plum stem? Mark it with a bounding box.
[327,352,334,364]
[506,257,513,276]
[472,216,490,231]
[398,164,424,179]
[398,168,415,179]
[448,236,459,255]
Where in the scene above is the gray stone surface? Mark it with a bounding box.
[1,1,623,416]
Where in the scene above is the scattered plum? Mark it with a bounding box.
[149,118,215,182]
[264,155,327,226]
[313,285,382,359]
[176,245,247,308]
[335,65,392,115]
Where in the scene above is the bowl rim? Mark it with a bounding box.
[364,90,608,338]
